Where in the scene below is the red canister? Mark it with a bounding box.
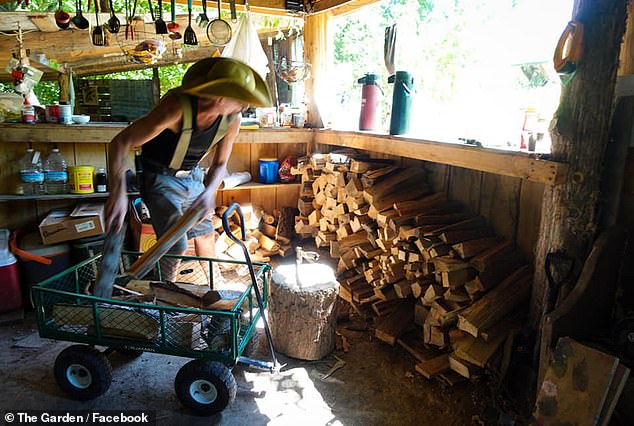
[0,230,21,313]
[45,105,60,123]
[358,73,382,131]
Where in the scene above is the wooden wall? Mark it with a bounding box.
[219,142,305,212]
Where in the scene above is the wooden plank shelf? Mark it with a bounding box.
[0,192,139,202]
[218,182,301,191]
[313,130,568,186]
[0,123,314,145]
[1,123,568,185]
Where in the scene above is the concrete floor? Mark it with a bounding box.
[0,311,490,426]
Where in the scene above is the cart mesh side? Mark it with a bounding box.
[32,253,270,366]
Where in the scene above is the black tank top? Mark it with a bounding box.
[141,95,222,171]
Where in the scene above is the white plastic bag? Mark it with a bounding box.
[221,12,269,79]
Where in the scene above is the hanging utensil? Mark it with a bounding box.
[107,0,120,33]
[207,0,231,46]
[229,0,237,23]
[384,24,397,76]
[155,0,168,34]
[183,0,198,45]
[71,0,90,29]
[197,0,210,28]
[124,0,138,40]
[91,0,105,45]
[168,0,182,40]
[55,0,71,30]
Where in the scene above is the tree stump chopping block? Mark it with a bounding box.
[269,263,340,360]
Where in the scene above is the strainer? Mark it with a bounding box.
[207,0,231,46]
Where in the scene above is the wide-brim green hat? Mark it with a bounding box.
[179,57,273,107]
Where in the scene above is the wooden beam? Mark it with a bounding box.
[175,0,296,16]
[314,130,568,186]
[303,11,328,128]
[313,0,381,16]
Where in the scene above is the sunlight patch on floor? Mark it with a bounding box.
[244,367,343,426]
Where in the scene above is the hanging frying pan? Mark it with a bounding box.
[207,0,231,46]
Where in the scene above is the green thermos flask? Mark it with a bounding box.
[388,71,414,135]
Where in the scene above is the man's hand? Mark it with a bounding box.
[105,192,128,233]
[192,187,217,222]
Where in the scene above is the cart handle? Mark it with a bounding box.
[222,202,282,373]
[221,202,246,241]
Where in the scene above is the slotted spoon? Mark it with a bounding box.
[197,0,210,28]
[91,0,105,46]
[183,0,198,45]
[155,0,168,34]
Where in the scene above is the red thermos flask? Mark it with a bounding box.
[358,73,381,131]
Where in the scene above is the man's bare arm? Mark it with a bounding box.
[105,93,183,231]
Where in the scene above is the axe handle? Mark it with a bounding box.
[126,204,207,280]
[94,224,126,298]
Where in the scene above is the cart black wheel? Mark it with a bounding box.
[174,360,236,415]
[54,345,112,400]
[116,348,144,358]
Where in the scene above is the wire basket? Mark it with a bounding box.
[275,57,311,85]
[115,19,171,65]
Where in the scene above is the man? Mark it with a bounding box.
[105,57,273,282]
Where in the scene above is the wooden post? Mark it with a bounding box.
[58,72,70,104]
[152,67,161,106]
[618,2,634,76]
[532,0,628,381]
[303,12,329,128]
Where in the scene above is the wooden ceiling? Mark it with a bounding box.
[0,0,376,79]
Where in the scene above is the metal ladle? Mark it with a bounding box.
[107,0,120,33]
[71,0,90,30]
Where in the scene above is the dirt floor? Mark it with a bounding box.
[0,310,506,426]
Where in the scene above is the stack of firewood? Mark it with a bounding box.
[213,205,296,268]
[295,154,532,384]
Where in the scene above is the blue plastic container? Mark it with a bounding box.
[258,158,279,184]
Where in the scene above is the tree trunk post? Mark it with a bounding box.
[532,0,628,385]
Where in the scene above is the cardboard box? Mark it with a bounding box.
[39,203,105,245]
[129,198,157,252]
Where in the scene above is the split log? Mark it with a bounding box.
[449,354,481,379]
[452,236,504,259]
[457,266,532,338]
[375,298,415,345]
[415,354,450,379]
[275,207,296,245]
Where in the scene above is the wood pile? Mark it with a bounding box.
[296,153,531,384]
[212,204,297,274]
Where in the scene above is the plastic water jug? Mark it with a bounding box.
[358,73,381,131]
[0,229,22,313]
[19,148,44,195]
[44,148,69,194]
[388,71,414,135]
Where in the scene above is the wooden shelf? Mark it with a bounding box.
[0,192,139,202]
[0,123,314,145]
[218,182,301,191]
[313,130,568,186]
[1,123,568,185]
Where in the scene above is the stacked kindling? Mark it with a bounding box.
[297,156,532,384]
[213,204,296,271]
